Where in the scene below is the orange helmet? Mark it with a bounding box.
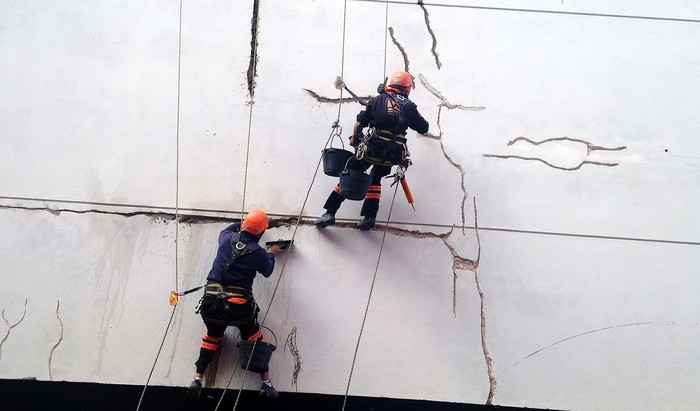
[385,70,413,95]
[242,209,269,235]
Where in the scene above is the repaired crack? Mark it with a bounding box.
[284,326,302,391]
[48,300,64,381]
[388,27,409,72]
[417,0,442,69]
[419,74,485,111]
[304,88,371,106]
[246,0,260,99]
[416,74,485,233]
[0,299,28,361]
[483,136,627,170]
[466,199,496,405]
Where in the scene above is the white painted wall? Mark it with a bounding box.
[1,1,698,410]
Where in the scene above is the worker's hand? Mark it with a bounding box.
[267,243,283,255]
[349,134,361,147]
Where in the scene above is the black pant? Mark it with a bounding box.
[194,296,261,374]
[323,157,392,218]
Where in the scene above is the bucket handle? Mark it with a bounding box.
[324,122,345,151]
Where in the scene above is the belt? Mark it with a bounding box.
[205,283,253,300]
[377,130,407,143]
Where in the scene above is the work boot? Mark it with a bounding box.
[259,382,279,399]
[314,213,335,228]
[357,216,376,231]
[187,378,202,399]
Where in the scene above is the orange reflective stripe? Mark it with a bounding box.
[201,341,219,351]
[365,193,381,199]
[247,330,264,342]
[203,334,222,344]
[368,185,381,191]
[333,184,341,193]
[227,297,248,304]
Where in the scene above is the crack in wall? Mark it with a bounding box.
[416,74,484,233]
[304,88,371,105]
[0,204,176,220]
[498,322,655,377]
[247,0,260,99]
[482,154,619,170]
[466,199,496,405]
[419,74,485,111]
[388,27,410,72]
[509,136,627,155]
[284,326,302,391]
[483,136,627,170]
[0,299,28,361]
[417,0,442,69]
[48,300,64,381]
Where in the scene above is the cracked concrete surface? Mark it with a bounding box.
[0,299,28,361]
[417,0,442,69]
[498,322,655,377]
[247,0,261,99]
[48,300,64,381]
[483,136,627,170]
[388,27,410,72]
[417,74,485,232]
[304,88,371,106]
[284,326,302,391]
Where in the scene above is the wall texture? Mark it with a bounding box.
[1,1,699,410]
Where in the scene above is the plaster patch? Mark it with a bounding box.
[304,88,371,106]
[388,27,410,72]
[0,299,28,361]
[417,0,442,69]
[483,136,627,170]
[247,0,261,99]
[284,326,302,391]
[48,300,64,381]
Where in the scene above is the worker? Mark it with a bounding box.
[315,70,429,230]
[187,209,283,399]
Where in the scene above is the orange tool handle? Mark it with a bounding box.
[400,178,415,210]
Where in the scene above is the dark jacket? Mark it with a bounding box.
[206,222,275,290]
[357,92,429,136]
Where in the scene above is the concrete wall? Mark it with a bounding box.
[1,1,699,410]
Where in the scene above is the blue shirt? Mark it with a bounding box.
[206,222,275,290]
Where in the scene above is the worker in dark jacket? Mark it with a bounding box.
[315,70,429,230]
[187,209,283,399]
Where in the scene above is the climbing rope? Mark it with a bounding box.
[339,2,394,409]
[222,5,353,407]
[135,1,184,409]
[341,183,400,411]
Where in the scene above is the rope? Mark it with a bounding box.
[341,183,400,411]
[336,0,349,122]
[383,0,389,79]
[135,0,183,409]
[340,3,394,409]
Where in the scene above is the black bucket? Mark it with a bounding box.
[322,131,354,176]
[339,158,372,200]
[323,148,354,177]
[237,340,276,373]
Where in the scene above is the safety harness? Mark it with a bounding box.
[357,92,410,167]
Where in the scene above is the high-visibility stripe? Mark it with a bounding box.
[203,334,222,344]
[365,193,381,199]
[227,297,248,304]
[201,341,219,351]
[368,185,381,191]
[247,330,264,342]
[333,184,341,193]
